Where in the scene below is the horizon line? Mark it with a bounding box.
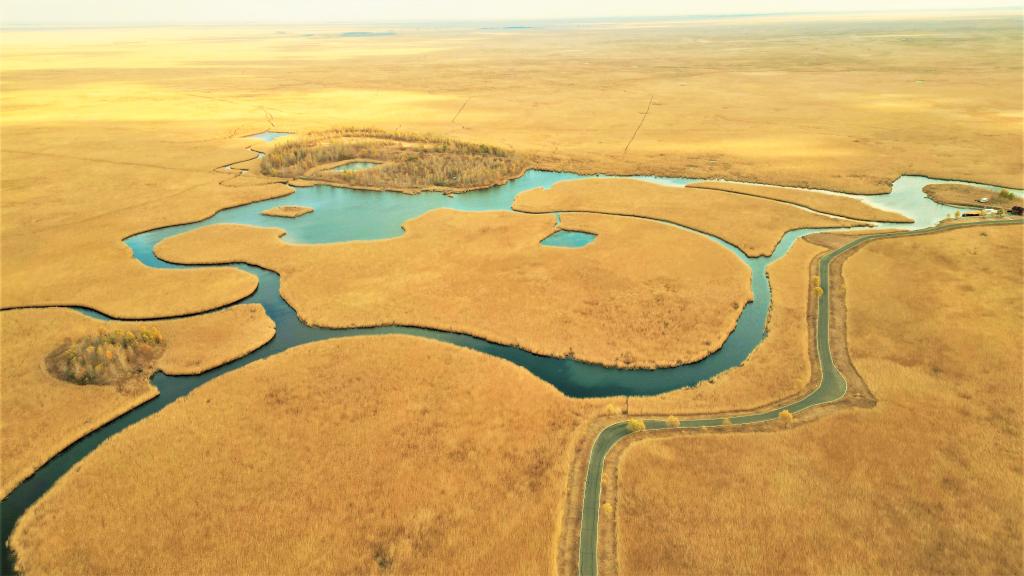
[1,4,1021,30]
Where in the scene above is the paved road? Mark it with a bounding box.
[576,219,1022,576]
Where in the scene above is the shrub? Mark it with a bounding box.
[626,418,646,433]
[720,417,733,428]
[46,328,165,386]
[665,415,680,428]
[601,502,614,516]
[778,409,794,426]
[814,286,824,297]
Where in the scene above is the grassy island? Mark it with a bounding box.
[260,128,528,193]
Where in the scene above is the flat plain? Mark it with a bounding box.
[1,9,1022,576]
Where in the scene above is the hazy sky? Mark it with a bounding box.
[0,0,1016,26]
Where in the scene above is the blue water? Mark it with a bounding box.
[123,168,980,397]
[333,161,379,172]
[2,166,983,574]
[245,131,292,142]
[119,168,973,396]
[541,229,597,247]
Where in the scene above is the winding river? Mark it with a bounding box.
[2,131,1017,573]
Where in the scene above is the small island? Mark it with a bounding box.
[923,183,1019,210]
[261,205,314,218]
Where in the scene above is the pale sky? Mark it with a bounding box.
[0,0,1017,26]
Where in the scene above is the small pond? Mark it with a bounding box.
[541,229,597,247]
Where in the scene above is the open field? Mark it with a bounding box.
[11,335,600,575]
[514,178,860,257]
[154,210,751,368]
[0,123,293,317]
[0,304,275,498]
[2,12,1021,319]
[261,205,314,218]
[923,183,1020,211]
[686,181,913,223]
[1,12,1023,574]
[261,128,528,193]
[615,224,1023,575]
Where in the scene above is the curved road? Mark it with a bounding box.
[576,218,1022,576]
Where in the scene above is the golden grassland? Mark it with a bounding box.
[630,238,829,416]
[0,15,1021,569]
[261,128,528,193]
[923,183,1021,210]
[687,181,913,223]
[2,12,1021,320]
[0,304,275,498]
[4,13,1020,196]
[0,125,292,317]
[615,224,1023,575]
[154,210,751,368]
[514,178,860,257]
[11,335,603,575]
[260,205,314,218]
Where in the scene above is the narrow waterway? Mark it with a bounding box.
[3,131,1012,573]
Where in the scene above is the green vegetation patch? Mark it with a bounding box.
[46,328,165,387]
[260,127,528,192]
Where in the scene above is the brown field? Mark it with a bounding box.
[11,335,601,575]
[0,304,275,498]
[923,183,1020,210]
[3,12,1021,319]
[615,224,1023,575]
[154,210,750,368]
[260,205,314,218]
[687,181,913,223]
[630,237,829,416]
[261,128,528,193]
[514,178,860,257]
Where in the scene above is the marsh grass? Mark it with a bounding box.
[615,225,1023,575]
[1,305,275,499]
[923,183,1020,211]
[45,328,164,387]
[12,335,597,575]
[260,128,527,192]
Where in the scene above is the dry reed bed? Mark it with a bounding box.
[513,179,861,257]
[0,304,275,498]
[615,224,1023,575]
[923,183,1020,210]
[0,124,294,317]
[630,238,828,416]
[261,205,313,218]
[3,15,1022,320]
[687,181,913,223]
[11,335,601,575]
[260,128,528,193]
[155,209,752,369]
